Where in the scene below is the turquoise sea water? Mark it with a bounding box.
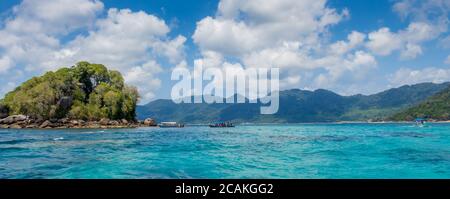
[0,123,449,179]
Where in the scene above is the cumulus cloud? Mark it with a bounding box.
[0,0,186,103]
[124,61,163,100]
[389,67,450,86]
[393,0,450,23]
[375,0,450,59]
[192,0,381,95]
[0,0,104,71]
[1,0,448,101]
[366,22,442,59]
[328,31,366,55]
[0,56,12,73]
[312,51,377,90]
[49,8,186,75]
[7,0,104,35]
[193,0,348,56]
[366,28,402,56]
[401,43,422,59]
[193,0,448,94]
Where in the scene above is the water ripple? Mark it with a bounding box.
[0,123,449,178]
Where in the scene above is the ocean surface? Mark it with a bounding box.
[0,123,449,179]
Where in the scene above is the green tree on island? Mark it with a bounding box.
[0,62,139,121]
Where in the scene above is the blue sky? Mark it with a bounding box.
[0,0,449,103]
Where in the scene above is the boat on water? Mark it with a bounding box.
[209,122,234,128]
[159,122,184,128]
[415,118,426,127]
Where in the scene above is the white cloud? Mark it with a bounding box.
[1,0,448,101]
[0,0,104,71]
[193,17,258,56]
[242,41,312,69]
[124,61,163,101]
[193,0,348,57]
[194,51,225,69]
[402,22,442,43]
[400,43,422,59]
[153,35,187,64]
[389,67,450,86]
[366,28,402,56]
[50,8,183,68]
[366,22,441,59]
[393,0,450,23]
[0,56,12,73]
[192,0,382,95]
[0,1,186,103]
[386,0,450,59]
[312,51,377,89]
[7,0,104,35]
[329,31,366,55]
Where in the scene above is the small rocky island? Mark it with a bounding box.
[0,62,157,129]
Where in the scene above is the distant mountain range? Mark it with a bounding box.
[137,82,450,123]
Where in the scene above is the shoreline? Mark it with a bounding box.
[2,115,449,129]
[184,121,450,126]
[0,115,158,129]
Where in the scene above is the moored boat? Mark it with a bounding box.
[159,122,184,128]
[209,122,234,128]
[415,118,426,127]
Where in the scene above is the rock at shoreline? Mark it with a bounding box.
[39,120,51,128]
[0,115,27,124]
[143,118,157,126]
[70,120,84,126]
[99,118,110,125]
[109,120,119,126]
[0,114,146,129]
[58,118,69,124]
[26,124,38,128]
[10,124,22,129]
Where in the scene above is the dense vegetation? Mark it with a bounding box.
[137,82,450,123]
[390,85,450,121]
[0,62,139,121]
[0,104,8,119]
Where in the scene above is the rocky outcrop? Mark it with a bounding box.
[143,118,157,126]
[0,115,27,124]
[39,120,51,128]
[99,118,110,125]
[0,115,153,129]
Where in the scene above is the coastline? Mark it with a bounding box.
[187,120,450,126]
[2,115,449,129]
[0,115,158,129]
